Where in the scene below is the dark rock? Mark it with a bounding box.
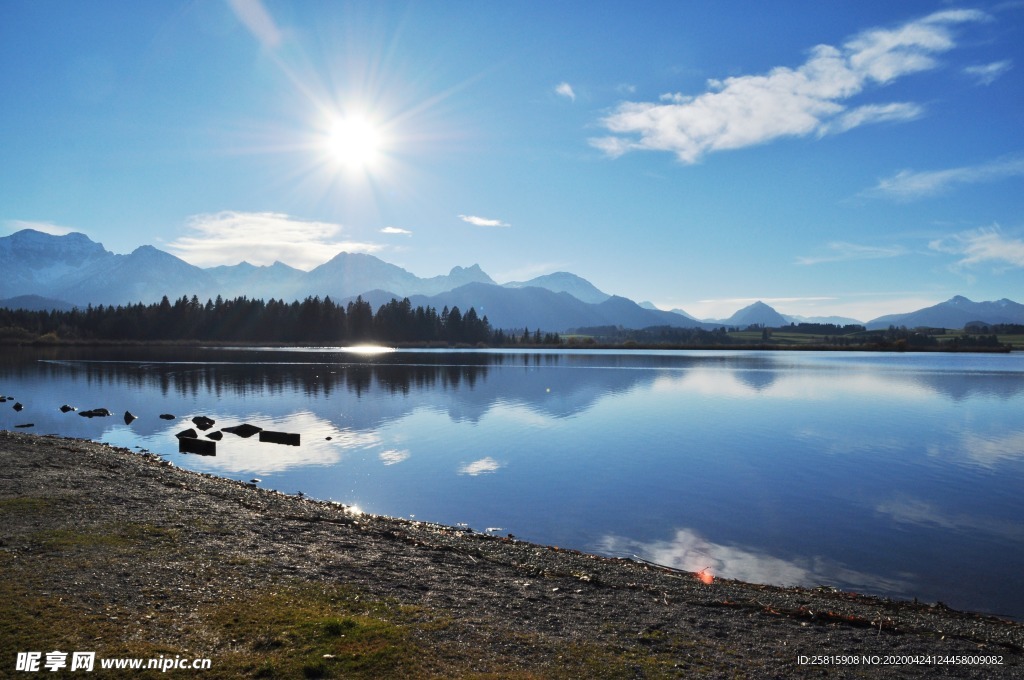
[222,423,263,438]
[206,431,223,441]
[14,423,33,428]
[175,428,198,439]
[326,436,333,441]
[191,415,216,431]
[178,438,216,456]
[59,404,76,413]
[159,414,176,420]
[124,411,137,425]
[259,431,301,446]
[13,402,24,411]
[79,408,112,418]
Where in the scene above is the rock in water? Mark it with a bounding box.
[13,402,24,411]
[175,428,199,439]
[59,404,77,413]
[159,414,176,420]
[191,415,216,431]
[179,438,216,456]
[259,431,301,446]
[222,423,263,438]
[79,408,112,418]
[206,431,224,441]
[124,411,138,425]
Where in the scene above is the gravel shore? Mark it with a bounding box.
[1,431,1021,678]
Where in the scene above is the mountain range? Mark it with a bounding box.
[1,229,1022,332]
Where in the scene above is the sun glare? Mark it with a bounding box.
[326,114,385,173]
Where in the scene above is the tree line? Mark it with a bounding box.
[0,294,563,345]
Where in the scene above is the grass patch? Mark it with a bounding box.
[33,522,181,552]
[0,555,179,678]
[0,496,53,514]
[204,585,442,679]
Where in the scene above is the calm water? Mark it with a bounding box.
[2,346,1023,618]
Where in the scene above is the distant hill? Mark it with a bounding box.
[710,301,789,328]
[866,296,1024,330]
[0,294,75,312]
[504,272,610,304]
[401,283,705,332]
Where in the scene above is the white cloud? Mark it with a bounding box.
[458,214,510,228]
[819,102,923,135]
[4,219,80,236]
[380,226,412,235]
[591,9,990,163]
[458,457,502,476]
[166,211,384,269]
[964,59,1012,85]
[555,82,576,101]
[929,225,1024,270]
[796,241,908,265]
[867,155,1024,200]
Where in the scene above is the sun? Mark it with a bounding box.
[325,114,385,173]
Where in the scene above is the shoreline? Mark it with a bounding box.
[2,431,1021,677]
[0,337,1016,353]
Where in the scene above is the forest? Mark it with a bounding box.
[0,294,562,345]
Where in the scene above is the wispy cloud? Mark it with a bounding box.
[964,59,1012,85]
[555,81,576,101]
[166,211,383,269]
[796,241,908,265]
[380,226,412,236]
[591,9,990,163]
[929,225,1024,270]
[866,155,1024,200]
[459,214,510,228]
[4,219,80,237]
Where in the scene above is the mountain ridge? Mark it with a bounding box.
[2,229,1021,332]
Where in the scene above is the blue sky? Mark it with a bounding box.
[2,1,1022,321]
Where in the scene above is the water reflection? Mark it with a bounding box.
[458,457,503,476]
[598,527,912,595]
[876,496,1024,541]
[3,347,1024,618]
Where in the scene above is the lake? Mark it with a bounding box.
[2,346,1023,619]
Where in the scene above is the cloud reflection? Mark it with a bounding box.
[458,457,502,476]
[959,430,1024,467]
[876,497,1024,541]
[379,448,410,465]
[171,413,380,474]
[598,527,910,595]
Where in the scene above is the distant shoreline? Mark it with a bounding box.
[0,337,1015,353]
